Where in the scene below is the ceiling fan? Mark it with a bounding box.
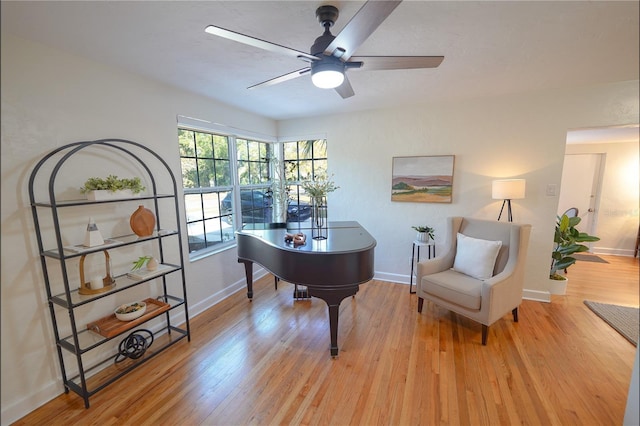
[204,0,444,98]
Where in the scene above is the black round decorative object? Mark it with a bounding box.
[114,329,154,363]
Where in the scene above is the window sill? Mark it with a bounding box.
[188,241,236,262]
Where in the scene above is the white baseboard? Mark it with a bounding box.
[188,279,244,318]
[373,271,408,285]
[592,247,636,257]
[188,267,269,318]
[523,289,551,303]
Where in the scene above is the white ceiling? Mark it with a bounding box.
[2,0,639,131]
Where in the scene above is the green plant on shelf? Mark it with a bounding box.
[131,256,153,271]
[80,175,145,194]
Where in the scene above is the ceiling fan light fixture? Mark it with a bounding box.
[205,1,444,98]
[311,61,345,89]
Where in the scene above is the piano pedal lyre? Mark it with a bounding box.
[293,284,310,300]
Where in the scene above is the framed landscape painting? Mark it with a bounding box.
[391,155,455,203]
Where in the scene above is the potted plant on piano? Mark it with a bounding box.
[302,174,339,239]
[301,173,340,201]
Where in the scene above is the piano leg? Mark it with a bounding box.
[308,285,359,357]
[239,260,254,300]
[328,303,339,357]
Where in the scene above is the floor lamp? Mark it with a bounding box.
[492,179,526,222]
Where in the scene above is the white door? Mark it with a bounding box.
[557,153,604,241]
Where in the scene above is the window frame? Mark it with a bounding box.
[178,127,237,257]
[178,123,327,260]
[282,139,328,208]
[232,138,275,229]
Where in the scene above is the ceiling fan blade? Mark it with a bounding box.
[350,56,444,71]
[247,67,311,90]
[205,25,319,62]
[334,75,355,99]
[324,1,402,60]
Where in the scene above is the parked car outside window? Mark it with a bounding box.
[221,190,311,224]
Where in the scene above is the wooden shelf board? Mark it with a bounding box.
[86,298,170,338]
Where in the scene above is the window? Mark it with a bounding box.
[283,139,328,209]
[178,127,328,256]
[178,129,234,253]
[235,138,274,227]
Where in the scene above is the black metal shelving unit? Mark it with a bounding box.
[29,139,190,408]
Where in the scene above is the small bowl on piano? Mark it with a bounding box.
[284,232,306,246]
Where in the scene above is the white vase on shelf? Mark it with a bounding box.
[146,257,159,271]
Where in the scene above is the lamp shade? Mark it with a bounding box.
[492,179,526,200]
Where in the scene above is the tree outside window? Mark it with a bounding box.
[178,128,328,256]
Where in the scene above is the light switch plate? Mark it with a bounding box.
[546,184,557,196]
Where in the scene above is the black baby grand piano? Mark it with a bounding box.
[236,221,376,357]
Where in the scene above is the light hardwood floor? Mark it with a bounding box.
[14,254,639,425]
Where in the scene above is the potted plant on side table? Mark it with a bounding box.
[412,225,435,243]
[549,213,600,294]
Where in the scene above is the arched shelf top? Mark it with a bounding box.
[29,139,179,207]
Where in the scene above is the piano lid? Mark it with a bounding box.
[237,221,376,254]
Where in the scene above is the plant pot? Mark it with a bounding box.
[86,189,138,201]
[416,232,430,243]
[549,275,568,295]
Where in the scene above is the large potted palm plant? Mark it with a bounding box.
[549,213,600,294]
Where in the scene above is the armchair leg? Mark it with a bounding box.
[418,297,424,313]
[512,307,518,323]
[482,325,488,345]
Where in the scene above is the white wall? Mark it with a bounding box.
[0,34,276,424]
[564,141,639,256]
[277,82,640,299]
[2,33,639,424]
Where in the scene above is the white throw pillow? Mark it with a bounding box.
[452,233,503,280]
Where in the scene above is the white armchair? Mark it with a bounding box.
[417,217,531,345]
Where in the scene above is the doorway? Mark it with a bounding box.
[557,153,604,242]
[562,124,639,257]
